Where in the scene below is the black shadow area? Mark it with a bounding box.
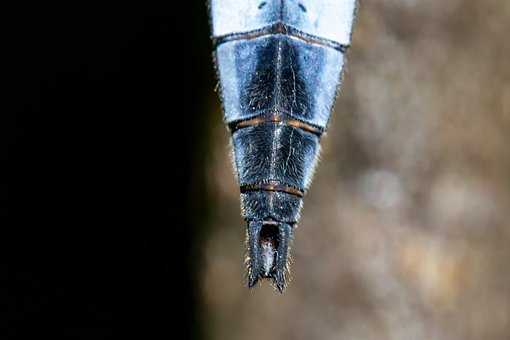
[1,2,211,339]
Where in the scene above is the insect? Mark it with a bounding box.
[210,0,357,292]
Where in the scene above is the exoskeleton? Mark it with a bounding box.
[210,0,357,291]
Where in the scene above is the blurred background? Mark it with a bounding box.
[2,1,509,339]
[199,1,510,340]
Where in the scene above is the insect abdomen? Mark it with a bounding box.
[211,0,357,290]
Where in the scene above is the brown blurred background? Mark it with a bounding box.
[199,1,510,339]
[2,1,507,339]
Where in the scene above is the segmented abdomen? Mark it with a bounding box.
[210,0,357,290]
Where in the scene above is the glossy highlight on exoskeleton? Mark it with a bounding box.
[210,0,357,292]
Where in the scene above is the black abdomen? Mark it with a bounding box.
[233,123,319,222]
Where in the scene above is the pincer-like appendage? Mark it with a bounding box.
[246,220,293,292]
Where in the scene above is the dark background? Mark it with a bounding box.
[2,3,211,339]
[3,2,510,340]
